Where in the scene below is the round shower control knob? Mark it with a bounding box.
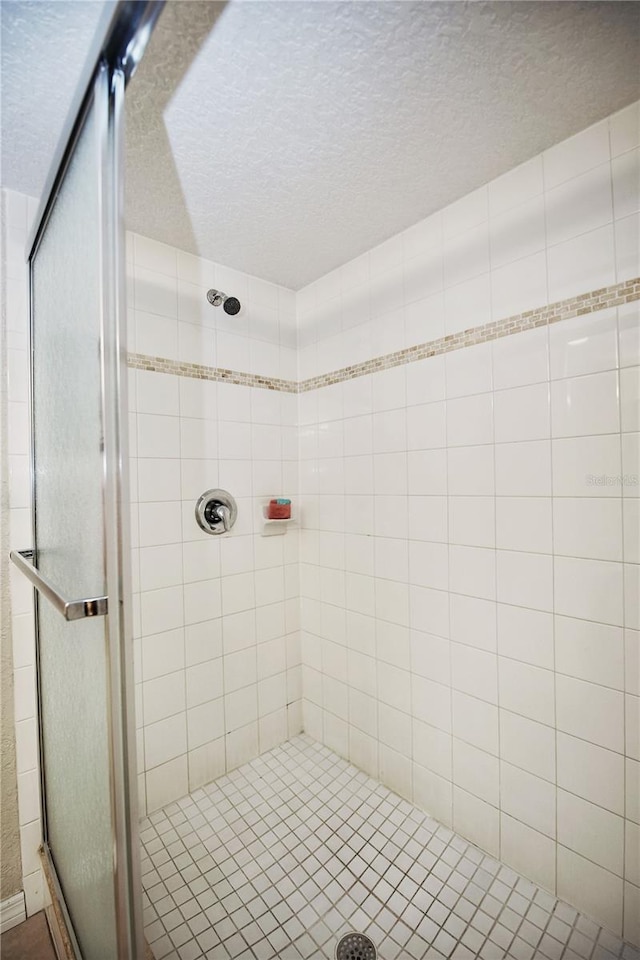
[195,489,237,535]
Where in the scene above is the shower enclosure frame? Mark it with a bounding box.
[12,2,164,956]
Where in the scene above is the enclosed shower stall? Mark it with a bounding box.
[3,1,640,959]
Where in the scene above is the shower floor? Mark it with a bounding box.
[141,736,637,960]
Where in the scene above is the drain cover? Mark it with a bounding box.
[335,932,377,960]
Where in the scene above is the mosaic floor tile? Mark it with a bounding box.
[142,736,639,960]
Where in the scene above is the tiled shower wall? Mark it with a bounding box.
[2,96,639,947]
[296,102,639,379]
[297,100,640,943]
[2,188,46,917]
[125,234,302,816]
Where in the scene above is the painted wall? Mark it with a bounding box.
[125,233,302,815]
[297,100,640,944]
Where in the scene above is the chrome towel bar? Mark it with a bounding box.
[9,549,108,621]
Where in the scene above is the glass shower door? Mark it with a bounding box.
[9,4,163,957]
[30,64,132,960]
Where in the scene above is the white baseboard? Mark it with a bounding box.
[1,890,26,933]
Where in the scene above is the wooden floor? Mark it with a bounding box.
[1,912,57,960]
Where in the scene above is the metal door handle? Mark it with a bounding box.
[9,549,108,621]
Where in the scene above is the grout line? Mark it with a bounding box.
[542,139,561,901]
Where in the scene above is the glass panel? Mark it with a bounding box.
[31,94,117,959]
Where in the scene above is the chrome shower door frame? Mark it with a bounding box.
[22,3,164,957]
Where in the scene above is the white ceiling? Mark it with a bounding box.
[2,1,640,289]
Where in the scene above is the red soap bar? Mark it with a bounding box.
[268,500,291,519]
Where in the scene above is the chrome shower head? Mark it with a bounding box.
[206,289,241,315]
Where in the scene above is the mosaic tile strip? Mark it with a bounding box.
[127,277,640,394]
[298,276,640,392]
[127,353,297,393]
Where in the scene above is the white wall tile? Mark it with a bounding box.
[548,225,616,303]
[551,370,620,438]
[445,342,493,398]
[496,498,552,555]
[544,120,610,189]
[495,440,551,497]
[405,356,446,405]
[449,594,496,652]
[615,212,640,283]
[497,604,553,670]
[501,761,556,838]
[556,674,624,752]
[626,693,640,760]
[490,195,545,269]
[135,266,178,319]
[451,643,497,704]
[443,223,489,288]
[134,233,177,276]
[499,710,555,783]
[450,546,496,601]
[413,764,452,828]
[145,756,188,813]
[557,847,623,935]
[499,659,555,726]
[489,156,544,216]
[410,630,450,686]
[444,274,491,335]
[452,739,499,806]
[492,325,549,391]
[447,446,494,497]
[546,163,613,248]
[554,556,623,626]
[144,714,187,769]
[613,148,640,219]
[626,820,640,887]
[494,383,549,443]
[624,881,640,946]
[496,551,553,613]
[444,187,488,238]
[556,498,622,564]
[555,617,624,690]
[620,366,640,433]
[552,435,622,498]
[627,757,640,825]
[453,787,499,857]
[491,251,548,321]
[610,101,640,157]
[143,672,186,726]
[141,629,185,681]
[557,732,624,815]
[549,308,618,380]
[452,691,498,756]
[449,497,495,549]
[558,789,624,876]
[412,718,452,780]
[447,394,493,447]
[500,814,556,892]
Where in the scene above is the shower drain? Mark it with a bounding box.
[335,932,377,960]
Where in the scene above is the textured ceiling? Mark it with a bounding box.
[3,1,640,289]
[1,0,111,201]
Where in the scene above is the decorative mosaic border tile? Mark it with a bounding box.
[127,353,297,393]
[298,276,640,392]
[127,277,640,393]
